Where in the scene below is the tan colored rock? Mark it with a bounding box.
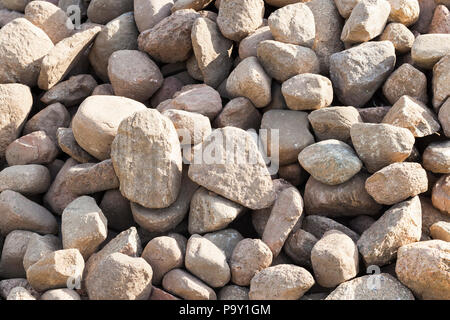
[257,40,320,83]
[172,0,213,11]
[72,95,146,160]
[0,165,50,195]
[41,74,98,107]
[341,0,391,43]
[428,5,450,34]
[430,221,450,241]
[249,264,315,300]
[7,287,36,300]
[26,249,85,292]
[218,285,249,300]
[382,63,427,105]
[304,173,382,217]
[203,229,244,261]
[134,0,174,32]
[439,99,450,137]
[87,0,133,25]
[0,84,33,160]
[334,0,362,18]
[230,239,272,286]
[432,54,450,110]
[365,162,428,205]
[39,25,101,90]
[191,17,233,88]
[188,187,244,234]
[5,131,59,166]
[23,234,60,271]
[239,26,273,59]
[62,196,108,259]
[311,230,359,287]
[0,190,57,236]
[56,128,96,163]
[299,140,362,186]
[350,123,415,173]
[261,110,315,166]
[216,0,264,42]
[379,23,415,54]
[162,109,211,146]
[411,34,450,69]
[388,0,420,26]
[24,103,70,141]
[432,175,450,214]
[138,9,199,63]
[262,187,304,257]
[0,18,53,86]
[308,107,362,142]
[226,57,271,108]
[396,240,450,300]
[423,141,450,174]
[89,13,138,82]
[268,3,315,48]
[24,1,73,44]
[188,127,275,210]
[162,269,216,300]
[214,97,262,130]
[111,109,182,209]
[330,41,395,107]
[326,273,415,300]
[358,196,422,266]
[282,74,333,111]
[86,252,153,300]
[0,230,35,278]
[107,50,163,102]
[40,288,81,300]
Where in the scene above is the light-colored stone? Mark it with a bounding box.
[134,0,174,32]
[23,234,60,271]
[432,54,450,110]
[388,0,420,26]
[379,23,415,54]
[0,164,50,194]
[411,34,450,69]
[429,4,450,34]
[239,26,273,59]
[40,288,81,300]
[430,221,450,241]
[218,285,249,300]
[162,109,211,146]
[432,174,450,214]
[7,287,36,300]
[203,229,244,261]
[162,269,216,300]
[334,0,362,18]
[423,141,450,174]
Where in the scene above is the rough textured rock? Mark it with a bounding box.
[387,0,420,26]
[72,95,146,161]
[411,34,450,69]
[0,279,38,299]
[382,96,440,137]
[230,239,272,286]
[330,41,396,107]
[382,63,428,105]
[5,131,59,166]
[365,162,428,205]
[188,187,244,234]
[40,288,81,300]
[23,103,70,141]
[0,18,53,86]
[430,221,450,242]
[308,107,362,142]
[350,123,415,173]
[326,273,414,300]
[218,285,249,300]
[7,287,36,300]
[379,23,415,54]
[23,234,61,271]
[111,109,182,209]
[185,235,231,288]
[432,175,450,214]
[0,84,33,160]
[188,127,275,210]
[395,240,450,300]
[162,110,211,146]
[268,3,315,48]
[298,140,362,185]
[87,0,133,25]
[304,174,382,217]
[216,0,264,42]
[0,164,51,194]
[262,187,304,257]
[39,25,101,90]
[191,17,233,88]
[333,0,362,18]
[261,110,315,166]
[134,0,174,32]
[108,50,163,102]
[214,97,262,130]
[86,252,153,300]
[249,264,315,300]
[162,269,216,300]
[432,54,450,110]
[138,9,199,63]
[0,230,35,278]
[311,230,359,288]
[358,196,422,266]
[239,26,273,59]
[40,74,98,107]
[0,190,58,236]
[226,57,272,108]
[26,249,85,292]
[423,141,450,174]
[62,196,108,259]
[24,1,73,44]
[341,0,391,43]
[203,229,244,261]
[89,13,138,82]
[56,128,96,163]
[428,4,450,34]
[257,40,320,83]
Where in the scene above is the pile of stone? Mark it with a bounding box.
[0,0,449,301]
